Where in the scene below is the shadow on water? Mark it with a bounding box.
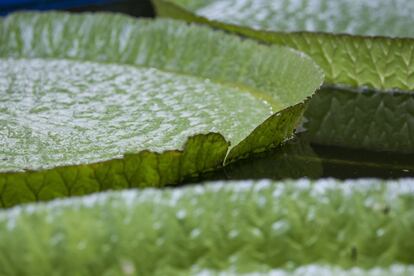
[182,133,414,185]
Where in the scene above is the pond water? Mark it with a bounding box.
[184,133,414,184]
[0,0,154,16]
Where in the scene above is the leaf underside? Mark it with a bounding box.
[0,179,413,275]
[153,0,414,152]
[0,12,322,207]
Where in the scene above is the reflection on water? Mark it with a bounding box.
[184,133,414,184]
[305,86,414,153]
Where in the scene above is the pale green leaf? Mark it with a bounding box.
[0,179,413,275]
[154,0,414,91]
[0,12,322,207]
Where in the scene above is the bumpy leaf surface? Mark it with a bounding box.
[0,59,274,171]
[155,0,414,91]
[0,179,413,275]
[0,12,322,207]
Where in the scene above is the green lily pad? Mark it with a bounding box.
[0,179,413,275]
[153,0,414,152]
[1,58,275,171]
[154,0,414,91]
[0,12,322,207]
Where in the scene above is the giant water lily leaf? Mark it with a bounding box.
[154,0,414,91]
[0,12,323,207]
[153,0,414,152]
[0,179,413,275]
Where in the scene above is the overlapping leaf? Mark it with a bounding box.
[155,0,414,91]
[154,0,414,152]
[0,12,322,207]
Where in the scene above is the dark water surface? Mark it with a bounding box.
[184,133,414,184]
[0,0,154,16]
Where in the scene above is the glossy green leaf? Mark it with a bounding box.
[153,0,414,152]
[0,179,413,275]
[0,12,323,207]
